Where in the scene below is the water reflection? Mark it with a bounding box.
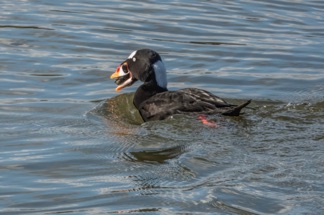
[125,145,184,163]
[1,0,323,214]
[0,25,53,31]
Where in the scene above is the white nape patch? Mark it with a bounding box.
[153,60,167,89]
[128,50,137,59]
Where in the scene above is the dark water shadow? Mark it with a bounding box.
[152,38,246,46]
[124,145,185,164]
[0,25,53,30]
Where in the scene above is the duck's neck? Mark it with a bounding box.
[133,81,168,109]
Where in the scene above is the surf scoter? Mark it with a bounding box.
[110,49,251,122]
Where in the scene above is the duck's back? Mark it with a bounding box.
[138,88,251,122]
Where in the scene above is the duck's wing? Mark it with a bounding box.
[177,88,234,107]
[138,88,251,122]
[138,90,216,122]
[178,88,252,116]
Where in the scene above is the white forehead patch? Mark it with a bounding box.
[153,60,167,89]
[128,50,137,59]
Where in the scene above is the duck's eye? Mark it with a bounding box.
[122,64,129,73]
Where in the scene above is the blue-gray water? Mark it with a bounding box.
[1,0,323,214]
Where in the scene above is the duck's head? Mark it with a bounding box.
[110,49,167,91]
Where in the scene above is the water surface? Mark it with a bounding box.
[0,0,323,214]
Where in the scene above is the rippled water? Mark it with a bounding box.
[1,0,323,214]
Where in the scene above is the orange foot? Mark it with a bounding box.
[198,115,218,128]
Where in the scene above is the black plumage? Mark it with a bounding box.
[111,49,251,122]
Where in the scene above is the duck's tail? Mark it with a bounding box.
[222,100,252,116]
